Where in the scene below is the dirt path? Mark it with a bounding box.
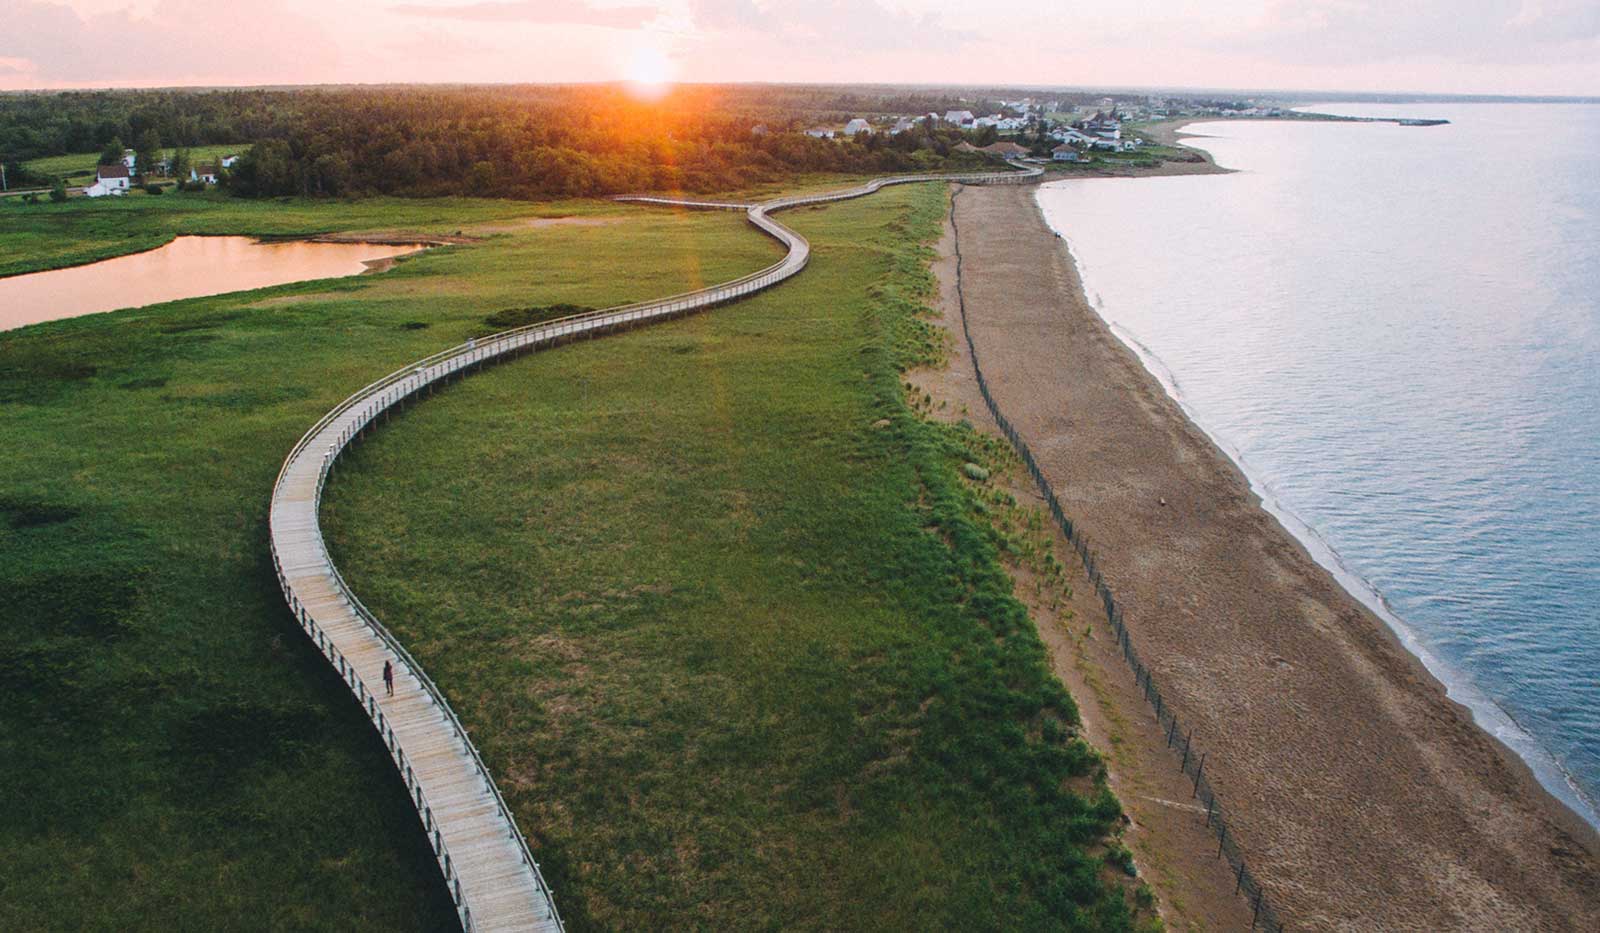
[942,183,1600,931]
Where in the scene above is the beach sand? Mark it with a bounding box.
[940,182,1600,930]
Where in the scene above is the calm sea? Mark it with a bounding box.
[1036,102,1600,827]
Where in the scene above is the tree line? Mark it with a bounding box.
[1,85,1037,198]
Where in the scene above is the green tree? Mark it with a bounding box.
[49,178,67,202]
[134,129,161,177]
[169,147,192,183]
[467,160,496,194]
[98,137,124,166]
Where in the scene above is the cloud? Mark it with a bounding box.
[1237,0,1600,66]
[391,0,661,28]
[689,0,976,52]
[0,0,339,86]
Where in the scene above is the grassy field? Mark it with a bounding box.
[320,184,1145,930]
[23,145,243,182]
[0,194,779,929]
[0,190,649,277]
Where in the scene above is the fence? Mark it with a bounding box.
[946,186,1287,932]
[269,166,1044,932]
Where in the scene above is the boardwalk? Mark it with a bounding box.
[267,165,1041,931]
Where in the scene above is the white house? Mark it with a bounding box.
[220,154,240,168]
[843,118,872,136]
[890,117,919,134]
[121,148,137,171]
[1052,145,1082,162]
[944,109,975,127]
[1052,128,1097,147]
[84,163,131,197]
[805,128,835,139]
[191,163,220,184]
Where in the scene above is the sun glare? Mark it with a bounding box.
[624,45,675,101]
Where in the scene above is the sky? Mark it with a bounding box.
[2,0,1597,96]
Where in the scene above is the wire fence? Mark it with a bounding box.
[947,186,1287,932]
[268,167,1047,933]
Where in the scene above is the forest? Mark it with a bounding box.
[0,84,1066,198]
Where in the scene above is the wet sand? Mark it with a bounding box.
[948,183,1600,930]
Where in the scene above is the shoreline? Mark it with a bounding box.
[948,181,1600,927]
[1053,114,1600,831]
[1060,252,1600,834]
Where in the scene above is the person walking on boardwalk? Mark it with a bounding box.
[383,659,394,697]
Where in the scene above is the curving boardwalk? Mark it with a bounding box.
[267,165,1041,932]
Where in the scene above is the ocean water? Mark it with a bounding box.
[1035,102,1600,827]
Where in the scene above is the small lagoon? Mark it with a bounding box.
[1,236,423,331]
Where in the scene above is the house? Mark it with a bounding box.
[220,154,240,168]
[980,141,1029,160]
[191,163,220,184]
[944,109,975,128]
[804,128,835,139]
[121,148,137,171]
[1076,110,1122,140]
[1119,139,1142,152]
[1051,144,1082,163]
[84,163,131,197]
[843,118,872,136]
[958,141,1029,161]
[890,117,919,134]
[1051,128,1097,147]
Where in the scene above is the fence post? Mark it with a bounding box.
[1193,753,1206,797]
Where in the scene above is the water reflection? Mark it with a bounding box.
[1,236,424,331]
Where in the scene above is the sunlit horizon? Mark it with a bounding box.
[3,1,1598,97]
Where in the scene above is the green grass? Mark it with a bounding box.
[0,190,640,277]
[320,184,1139,930]
[0,195,777,929]
[23,145,244,182]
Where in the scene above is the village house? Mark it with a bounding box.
[843,118,872,136]
[958,140,1029,161]
[890,117,919,134]
[220,154,240,168]
[1051,144,1083,162]
[944,109,976,128]
[981,141,1029,160]
[804,128,835,139]
[191,163,220,184]
[1051,127,1098,147]
[83,163,131,197]
[121,148,137,171]
[1076,110,1122,140]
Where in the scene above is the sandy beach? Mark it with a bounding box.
[940,182,1600,930]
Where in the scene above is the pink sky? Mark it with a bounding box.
[3,0,1597,96]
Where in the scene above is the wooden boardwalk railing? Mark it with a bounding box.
[267,164,1042,931]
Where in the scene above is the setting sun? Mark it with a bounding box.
[623,44,675,100]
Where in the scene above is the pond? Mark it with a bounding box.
[1,236,426,331]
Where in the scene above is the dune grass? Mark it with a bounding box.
[0,195,775,929]
[320,184,1143,931]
